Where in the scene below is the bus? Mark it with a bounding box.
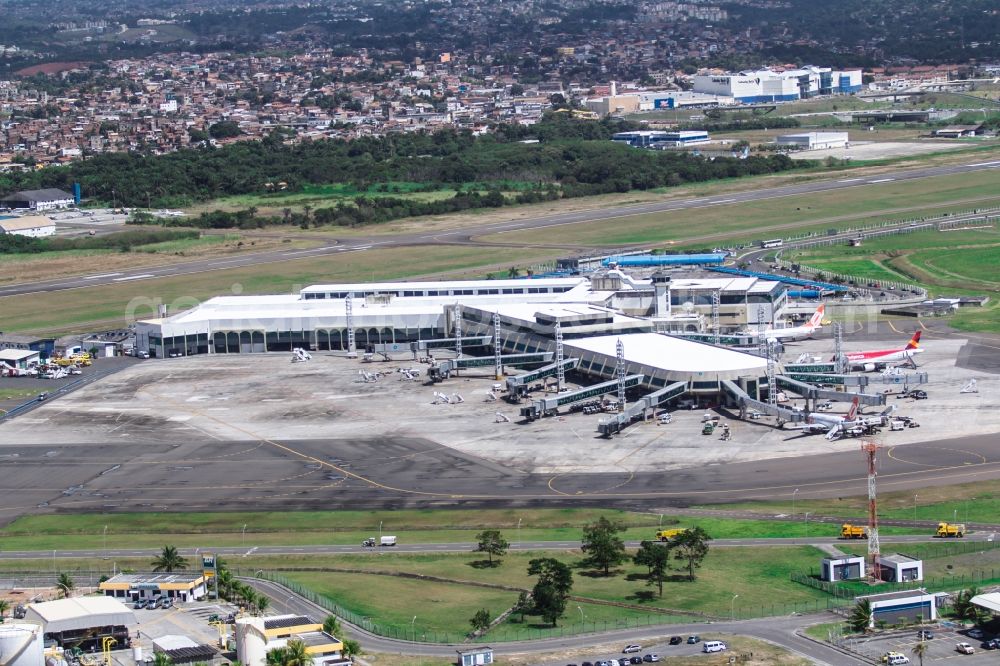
[760,239,783,249]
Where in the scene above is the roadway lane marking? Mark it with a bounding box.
[711,198,736,204]
[965,161,1000,167]
[83,273,123,280]
[868,178,895,183]
[837,178,863,183]
[113,274,154,281]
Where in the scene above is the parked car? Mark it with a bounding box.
[917,630,934,640]
[642,655,659,663]
[668,637,682,646]
[622,645,642,654]
[133,599,146,610]
[982,638,1000,650]
[687,636,701,644]
[967,629,984,640]
[956,642,975,654]
[629,657,642,664]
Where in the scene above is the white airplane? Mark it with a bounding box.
[785,396,896,440]
[838,331,923,371]
[750,304,825,343]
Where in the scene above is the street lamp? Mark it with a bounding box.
[242,523,247,547]
[792,488,799,517]
[730,593,739,620]
[577,606,585,621]
[804,512,811,526]
[914,495,918,523]
[103,525,108,560]
[517,518,522,549]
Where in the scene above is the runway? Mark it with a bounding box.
[1,430,998,520]
[2,159,998,299]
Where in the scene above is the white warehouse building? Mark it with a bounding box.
[776,132,850,151]
[693,67,863,103]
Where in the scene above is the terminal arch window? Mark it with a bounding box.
[226,332,239,354]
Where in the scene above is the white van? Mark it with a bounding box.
[702,641,726,653]
[885,654,910,665]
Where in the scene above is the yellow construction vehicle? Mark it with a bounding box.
[840,523,868,539]
[655,528,687,542]
[935,522,965,538]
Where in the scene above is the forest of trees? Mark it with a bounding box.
[0,116,809,226]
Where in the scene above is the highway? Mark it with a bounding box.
[2,158,999,299]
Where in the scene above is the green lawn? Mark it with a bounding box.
[132,234,240,254]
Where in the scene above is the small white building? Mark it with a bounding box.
[776,132,849,151]
[0,215,56,238]
[235,615,346,666]
[877,553,923,583]
[457,647,494,666]
[821,555,866,582]
[0,349,40,369]
[857,589,936,627]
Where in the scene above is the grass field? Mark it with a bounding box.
[0,388,40,402]
[0,245,557,335]
[0,508,920,551]
[478,170,1000,249]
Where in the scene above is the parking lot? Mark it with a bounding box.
[537,635,742,666]
[838,624,1000,664]
[107,600,239,666]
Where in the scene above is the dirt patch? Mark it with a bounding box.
[15,61,92,76]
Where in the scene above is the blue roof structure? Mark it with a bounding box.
[708,266,849,293]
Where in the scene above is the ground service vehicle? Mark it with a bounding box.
[936,522,966,538]
[380,535,397,546]
[841,524,868,539]
[702,422,715,435]
[362,538,376,547]
[655,528,687,542]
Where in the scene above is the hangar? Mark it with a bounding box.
[23,597,136,651]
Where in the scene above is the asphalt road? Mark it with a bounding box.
[2,159,998,299]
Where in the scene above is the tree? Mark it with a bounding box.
[952,586,985,623]
[152,653,173,666]
[527,558,573,627]
[470,608,491,633]
[0,598,10,621]
[633,541,670,597]
[474,530,509,566]
[848,598,872,633]
[267,640,312,666]
[152,545,189,572]
[512,591,532,622]
[669,526,712,581]
[56,573,75,598]
[912,640,927,666]
[580,516,627,576]
[341,639,361,659]
[322,614,342,636]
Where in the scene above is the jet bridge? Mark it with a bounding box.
[411,336,493,353]
[776,375,886,408]
[721,380,803,423]
[519,374,644,421]
[505,358,580,399]
[597,381,689,436]
[783,371,928,389]
[427,352,553,382]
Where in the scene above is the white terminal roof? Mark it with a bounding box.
[565,332,768,374]
[0,349,39,361]
[971,592,1000,614]
[24,597,136,633]
[489,303,641,325]
[300,277,588,294]
[0,215,56,232]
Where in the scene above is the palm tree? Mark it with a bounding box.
[152,653,173,666]
[56,573,75,599]
[152,546,189,572]
[0,598,10,620]
[255,596,269,616]
[265,647,287,666]
[341,639,361,659]
[281,639,313,666]
[912,640,928,666]
[322,615,342,637]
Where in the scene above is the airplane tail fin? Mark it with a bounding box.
[808,304,825,328]
[906,331,922,349]
[846,396,859,421]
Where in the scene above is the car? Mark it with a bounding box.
[37,392,48,401]
[917,630,934,640]
[168,350,182,358]
[982,638,1000,650]
[967,629,984,639]
[143,599,157,609]
[642,655,659,663]
[629,657,642,665]
[161,598,173,609]
[581,662,593,666]
[956,642,975,654]
[133,600,146,609]
[137,350,150,359]
[618,658,630,666]
[668,637,682,645]
[622,645,641,654]
[687,636,700,644]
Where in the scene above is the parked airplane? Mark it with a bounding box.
[750,304,825,342]
[785,396,896,440]
[839,331,923,371]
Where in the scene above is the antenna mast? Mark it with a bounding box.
[862,439,881,582]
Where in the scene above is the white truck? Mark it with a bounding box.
[380,535,397,547]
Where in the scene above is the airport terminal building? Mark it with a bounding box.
[135,271,789,401]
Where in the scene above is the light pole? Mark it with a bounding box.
[731,593,739,620]
[242,523,247,547]
[804,512,811,526]
[577,606,585,622]
[411,615,417,639]
[792,488,799,517]
[103,525,108,559]
[914,494,918,523]
[517,518,522,549]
